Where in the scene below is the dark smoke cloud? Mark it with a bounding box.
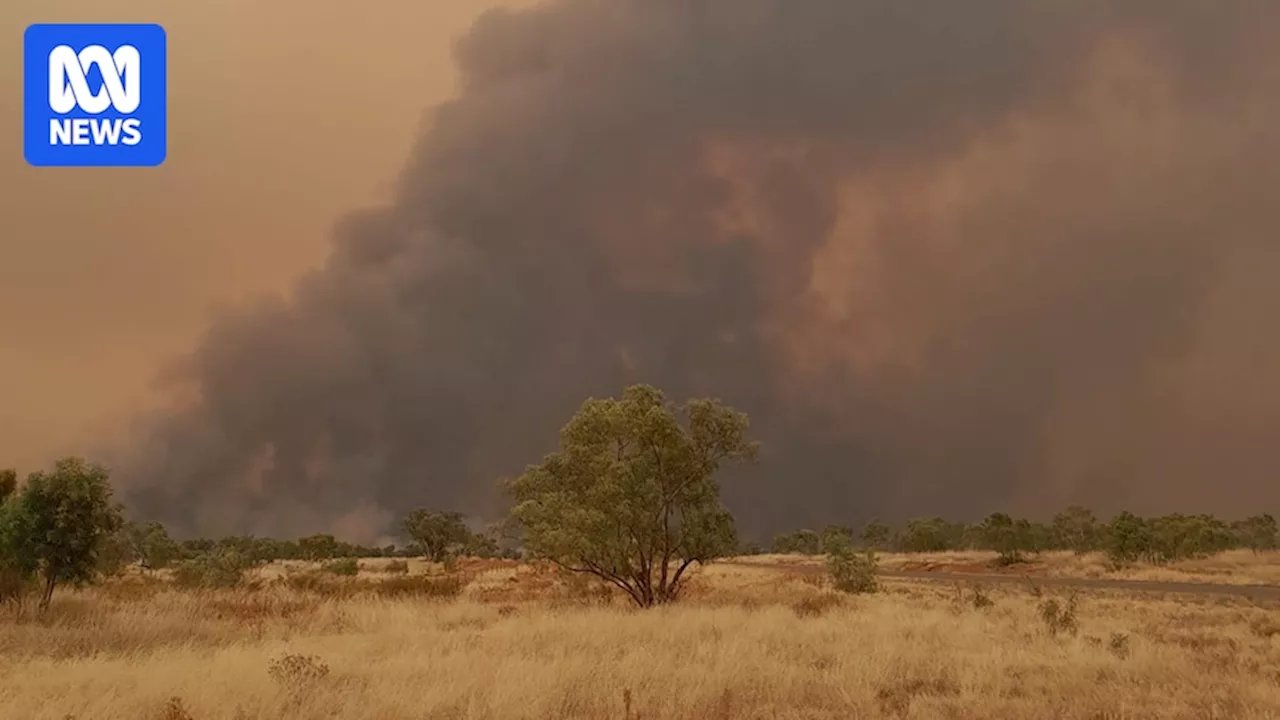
[118,0,1280,543]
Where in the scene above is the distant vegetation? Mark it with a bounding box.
[767,508,1278,567]
[0,385,1276,610]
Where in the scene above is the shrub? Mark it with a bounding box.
[772,529,821,555]
[1039,594,1079,636]
[1108,632,1131,659]
[322,558,359,576]
[173,551,254,589]
[826,539,878,594]
[267,654,329,695]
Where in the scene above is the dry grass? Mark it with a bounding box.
[736,549,1280,585]
[3,561,1280,718]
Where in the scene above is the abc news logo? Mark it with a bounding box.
[23,23,167,167]
[48,44,143,147]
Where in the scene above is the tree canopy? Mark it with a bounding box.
[0,457,123,608]
[401,510,474,562]
[508,384,757,607]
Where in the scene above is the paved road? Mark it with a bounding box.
[726,562,1280,601]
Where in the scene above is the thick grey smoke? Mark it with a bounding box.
[120,0,1280,542]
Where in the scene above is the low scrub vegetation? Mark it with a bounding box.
[770,508,1277,569]
[0,387,1276,615]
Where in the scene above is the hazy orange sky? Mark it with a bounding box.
[1,0,525,471]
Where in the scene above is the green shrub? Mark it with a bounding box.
[826,538,878,594]
[172,551,254,589]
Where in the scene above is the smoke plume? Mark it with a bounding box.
[119,0,1280,543]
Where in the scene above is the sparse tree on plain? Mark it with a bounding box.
[858,519,891,549]
[401,510,472,563]
[978,512,1028,565]
[0,457,123,609]
[1051,506,1100,555]
[1235,514,1279,553]
[508,384,757,607]
[128,521,179,571]
[298,534,341,561]
[772,529,821,555]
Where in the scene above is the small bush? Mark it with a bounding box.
[322,558,359,576]
[267,654,330,694]
[827,541,878,595]
[382,560,409,575]
[1039,594,1079,636]
[970,584,994,609]
[173,551,253,590]
[1108,632,1131,659]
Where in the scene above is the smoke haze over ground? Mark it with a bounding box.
[39,1,1280,542]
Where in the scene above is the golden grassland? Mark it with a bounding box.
[736,549,1280,586]
[3,558,1280,719]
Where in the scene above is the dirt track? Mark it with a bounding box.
[727,562,1280,601]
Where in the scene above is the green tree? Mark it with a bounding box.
[127,521,179,571]
[896,517,956,552]
[1023,521,1054,554]
[462,526,500,559]
[1105,511,1151,566]
[859,519,891,549]
[772,529,821,555]
[401,510,472,562]
[508,385,757,607]
[0,470,30,604]
[4,458,123,609]
[1146,514,1233,563]
[1235,514,1278,553]
[1052,506,1100,554]
[297,534,341,561]
[978,512,1027,564]
[820,525,854,552]
[95,523,134,577]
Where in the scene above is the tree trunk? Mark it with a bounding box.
[39,571,56,611]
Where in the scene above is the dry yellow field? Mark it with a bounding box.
[3,559,1280,719]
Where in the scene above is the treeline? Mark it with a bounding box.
[3,387,1278,611]
[0,458,519,608]
[95,510,518,578]
[762,508,1279,566]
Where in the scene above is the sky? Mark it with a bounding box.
[3,1,1279,543]
[1,0,526,472]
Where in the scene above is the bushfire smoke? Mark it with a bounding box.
[120,0,1280,543]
